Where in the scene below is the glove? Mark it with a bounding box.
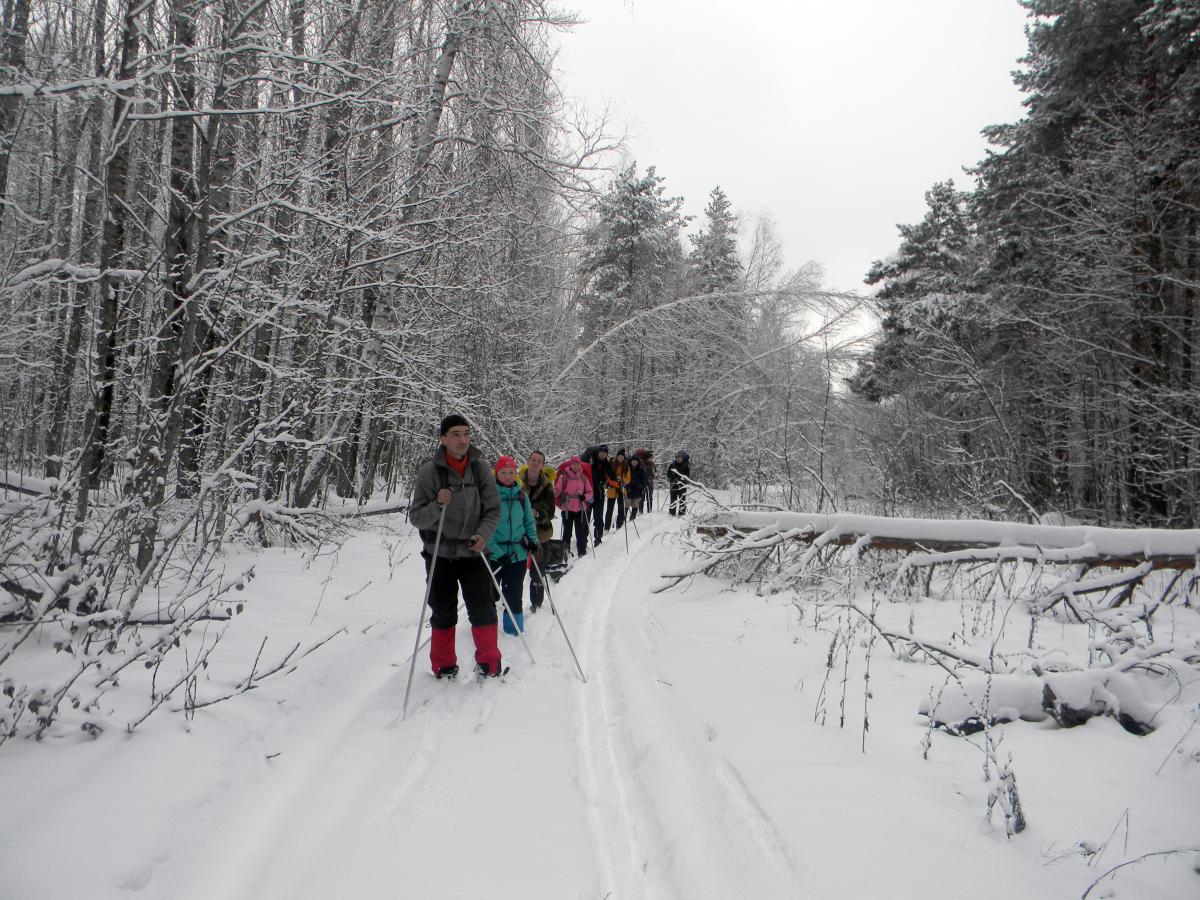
[520,535,538,551]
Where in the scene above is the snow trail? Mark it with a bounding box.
[5,515,1196,899]
[574,517,806,899]
[174,514,808,900]
[175,536,601,900]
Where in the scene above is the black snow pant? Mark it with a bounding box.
[669,484,687,516]
[627,494,643,522]
[591,495,606,541]
[562,508,589,555]
[490,557,526,615]
[604,493,625,530]
[423,552,497,628]
[528,553,544,609]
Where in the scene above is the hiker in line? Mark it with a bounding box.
[408,414,502,678]
[605,448,631,530]
[641,449,657,512]
[588,445,614,545]
[518,451,556,613]
[627,454,647,522]
[488,456,539,636]
[555,455,593,557]
[557,453,591,540]
[667,449,691,516]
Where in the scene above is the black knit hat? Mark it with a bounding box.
[439,413,470,435]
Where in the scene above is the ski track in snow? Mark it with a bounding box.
[574,519,805,899]
[177,611,516,900]
[8,511,1196,900]
[167,514,805,900]
[177,631,429,900]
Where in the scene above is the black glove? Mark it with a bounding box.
[520,535,536,551]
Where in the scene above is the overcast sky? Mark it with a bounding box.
[553,0,1031,293]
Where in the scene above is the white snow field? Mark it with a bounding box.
[2,511,1198,900]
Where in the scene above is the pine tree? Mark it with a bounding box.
[579,163,687,341]
[577,163,687,436]
[689,186,741,295]
[848,180,979,403]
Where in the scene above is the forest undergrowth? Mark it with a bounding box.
[666,485,1200,850]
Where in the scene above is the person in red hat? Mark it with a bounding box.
[487,455,539,636]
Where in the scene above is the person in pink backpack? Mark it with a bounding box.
[554,456,593,557]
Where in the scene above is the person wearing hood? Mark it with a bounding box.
[488,456,539,636]
[557,454,592,540]
[408,414,502,679]
[518,451,555,612]
[667,450,691,516]
[554,455,593,557]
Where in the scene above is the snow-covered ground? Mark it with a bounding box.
[2,511,1198,899]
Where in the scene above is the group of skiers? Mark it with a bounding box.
[407,414,693,681]
[553,444,663,556]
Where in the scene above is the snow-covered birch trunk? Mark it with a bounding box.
[74,0,142,541]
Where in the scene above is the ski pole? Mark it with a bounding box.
[482,556,535,663]
[403,501,447,721]
[622,489,630,555]
[527,548,587,684]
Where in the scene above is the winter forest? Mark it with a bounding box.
[2,0,1199,898]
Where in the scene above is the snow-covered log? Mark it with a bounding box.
[697,510,1200,570]
[233,498,408,535]
[0,470,57,497]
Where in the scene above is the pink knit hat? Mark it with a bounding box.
[494,455,517,473]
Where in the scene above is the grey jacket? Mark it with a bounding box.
[409,445,501,559]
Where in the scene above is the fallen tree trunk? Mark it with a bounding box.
[0,470,57,497]
[697,511,1200,571]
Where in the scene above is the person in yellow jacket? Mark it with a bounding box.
[604,448,632,531]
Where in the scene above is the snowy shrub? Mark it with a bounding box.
[661,499,1200,836]
[0,466,356,745]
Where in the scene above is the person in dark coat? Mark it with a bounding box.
[667,450,691,516]
[519,451,555,611]
[587,444,614,544]
[627,455,647,522]
[408,414,502,678]
[641,450,657,512]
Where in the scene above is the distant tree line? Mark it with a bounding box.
[0,0,849,597]
[850,0,1200,527]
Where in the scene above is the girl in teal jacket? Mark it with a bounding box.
[487,456,539,635]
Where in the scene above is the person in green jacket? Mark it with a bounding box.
[487,455,539,635]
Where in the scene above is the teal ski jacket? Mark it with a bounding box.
[487,481,538,564]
